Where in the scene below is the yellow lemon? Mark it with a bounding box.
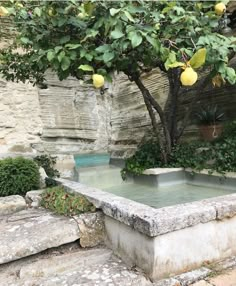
[215,2,226,16]
[78,12,85,19]
[180,67,198,86]
[92,74,105,89]
[48,8,56,17]
[0,6,9,16]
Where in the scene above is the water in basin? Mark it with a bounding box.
[78,165,236,209]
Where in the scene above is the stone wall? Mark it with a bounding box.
[1,69,236,159]
[0,78,42,154]
[33,72,112,155]
[110,70,168,158]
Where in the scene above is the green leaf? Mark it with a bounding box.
[58,18,67,27]
[54,46,63,53]
[95,45,110,53]
[168,62,185,68]
[78,65,94,72]
[20,37,30,44]
[47,50,55,62]
[164,52,176,70]
[103,52,115,63]
[85,53,93,61]
[110,8,121,16]
[146,35,159,51]
[58,51,66,63]
[124,11,135,22]
[60,35,71,44]
[190,48,207,69]
[69,51,77,60]
[65,43,81,50]
[34,7,41,17]
[111,29,124,39]
[226,67,236,84]
[61,57,71,71]
[128,31,142,48]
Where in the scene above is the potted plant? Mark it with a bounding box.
[195,105,225,141]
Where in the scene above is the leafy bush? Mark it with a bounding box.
[0,157,40,197]
[41,187,96,216]
[122,132,236,178]
[168,142,212,170]
[121,140,162,179]
[34,154,60,187]
[221,120,236,139]
[211,138,236,173]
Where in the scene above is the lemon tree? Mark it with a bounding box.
[0,0,235,163]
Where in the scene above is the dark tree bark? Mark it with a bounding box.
[165,69,181,145]
[133,76,172,162]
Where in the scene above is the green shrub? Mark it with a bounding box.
[121,140,162,179]
[122,133,236,178]
[34,154,60,187]
[0,157,40,197]
[41,186,96,216]
[168,142,212,170]
[221,120,236,140]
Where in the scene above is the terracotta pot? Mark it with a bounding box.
[199,124,223,141]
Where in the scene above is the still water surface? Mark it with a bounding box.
[78,165,235,209]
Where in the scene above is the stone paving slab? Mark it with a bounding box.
[0,244,152,286]
[0,195,26,215]
[0,208,80,264]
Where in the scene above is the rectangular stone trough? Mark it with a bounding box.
[56,169,236,281]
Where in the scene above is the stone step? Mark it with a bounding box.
[0,244,152,286]
[0,208,80,264]
[0,195,26,216]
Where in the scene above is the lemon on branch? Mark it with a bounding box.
[92,74,105,89]
[180,67,198,86]
[0,6,8,17]
[215,2,226,16]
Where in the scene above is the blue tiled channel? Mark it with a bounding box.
[74,153,110,168]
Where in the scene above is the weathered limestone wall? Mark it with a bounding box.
[33,72,112,155]
[110,70,169,158]
[0,78,42,154]
[1,69,236,159]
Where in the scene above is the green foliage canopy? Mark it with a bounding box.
[0,0,236,85]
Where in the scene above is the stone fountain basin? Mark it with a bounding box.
[56,169,236,280]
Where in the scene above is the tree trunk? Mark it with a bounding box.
[133,76,172,162]
[142,94,168,163]
[165,69,181,145]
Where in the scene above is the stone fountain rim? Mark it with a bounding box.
[56,168,236,237]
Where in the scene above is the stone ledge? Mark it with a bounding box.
[57,174,236,237]
[143,168,184,175]
[186,168,236,179]
[0,195,26,215]
[56,178,216,237]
